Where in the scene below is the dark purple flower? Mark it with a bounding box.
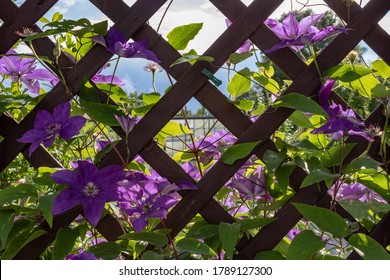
[311,80,372,141]
[225,19,251,53]
[96,139,112,152]
[17,102,86,156]
[118,180,178,232]
[51,160,127,227]
[66,252,97,260]
[115,114,137,134]
[264,13,352,53]
[92,27,160,63]
[0,50,58,94]
[330,182,387,204]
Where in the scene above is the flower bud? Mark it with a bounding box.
[347,50,358,63]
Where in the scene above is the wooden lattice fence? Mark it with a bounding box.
[0,0,390,259]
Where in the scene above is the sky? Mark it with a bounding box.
[15,0,390,111]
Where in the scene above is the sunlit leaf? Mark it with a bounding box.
[167,23,203,50]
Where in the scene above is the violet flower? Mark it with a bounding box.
[92,27,160,63]
[51,160,127,227]
[17,102,86,156]
[311,80,372,141]
[287,228,300,240]
[118,180,178,232]
[66,252,97,260]
[96,139,112,152]
[0,50,58,94]
[91,67,125,87]
[330,182,387,204]
[228,166,271,201]
[115,114,137,134]
[182,162,201,180]
[225,19,252,53]
[264,12,352,53]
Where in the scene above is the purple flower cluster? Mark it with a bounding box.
[264,12,352,53]
[311,80,372,141]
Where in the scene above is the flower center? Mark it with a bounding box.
[46,123,62,136]
[82,182,100,197]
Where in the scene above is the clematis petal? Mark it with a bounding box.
[59,116,86,139]
[25,68,58,83]
[52,188,82,215]
[282,12,299,38]
[42,135,56,147]
[311,26,352,43]
[298,14,323,35]
[82,199,106,227]
[34,109,54,128]
[264,39,294,53]
[131,214,148,232]
[130,48,161,63]
[318,79,336,109]
[91,74,125,86]
[53,102,71,123]
[76,161,100,184]
[51,170,79,186]
[264,18,290,39]
[20,77,40,94]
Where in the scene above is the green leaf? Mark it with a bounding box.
[167,23,203,50]
[141,251,165,260]
[371,59,390,79]
[187,223,219,239]
[255,250,285,260]
[256,60,275,77]
[80,100,124,126]
[349,233,390,260]
[273,93,328,117]
[0,210,14,248]
[171,55,214,67]
[236,217,277,231]
[227,68,252,98]
[324,64,372,82]
[142,92,161,105]
[357,173,390,203]
[53,227,79,260]
[275,162,295,193]
[343,157,381,173]
[52,12,63,22]
[286,230,327,260]
[289,110,315,128]
[231,100,254,112]
[252,73,280,94]
[0,184,37,206]
[320,143,356,168]
[342,75,379,98]
[175,238,217,257]
[221,141,260,165]
[371,84,390,98]
[229,52,253,65]
[219,222,240,259]
[38,194,55,228]
[293,203,350,238]
[263,149,286,173]
[159,121,192,137]
[88,242,122,259]
[120,232,168,247]
[92,20,108,35]
[300,168,339,189]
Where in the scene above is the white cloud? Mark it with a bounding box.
[62,0,77,7]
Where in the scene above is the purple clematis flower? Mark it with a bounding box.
[66,251,97,260]
[225,19,252,53]
[287,228,301,240]
[96,139,112,152]
[51,160,127,227]
[92,27,160,63]
[330,182,387,204]
[182,162,202,180]
[311,79,372,141]
[91,67,125,87]
[264,12,352,53]
[0,50,58,94]
[118,180,178,232]
[115,114,137,134]
[17,102,86,156]
[228,166,271,201]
